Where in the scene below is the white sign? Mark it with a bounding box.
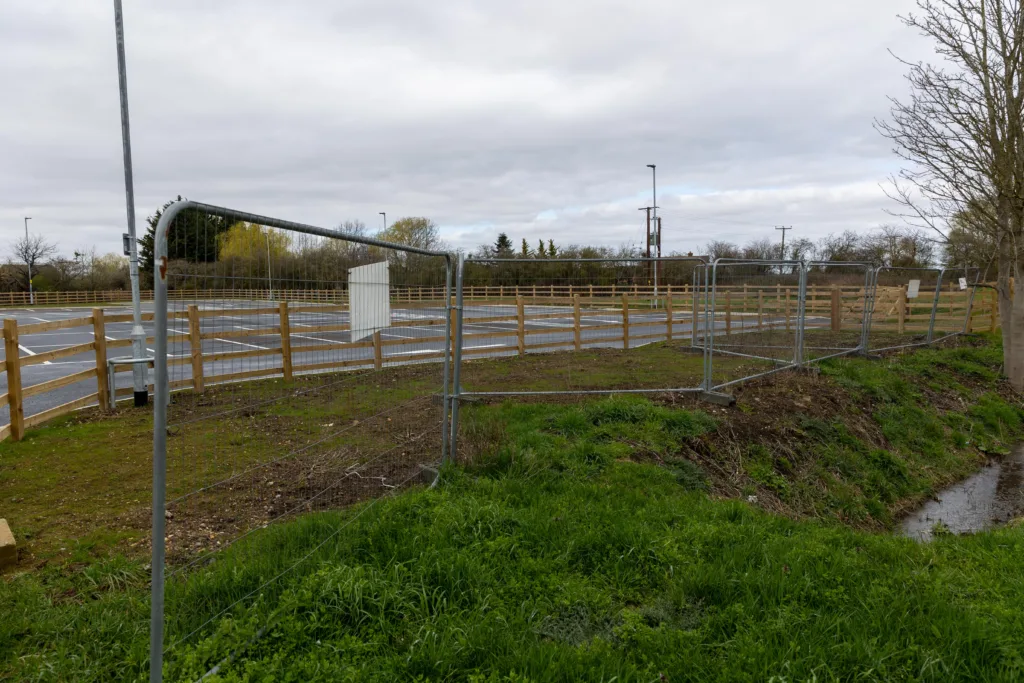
[348,261,390,341]
[959,277,968,291]
[907,279,921,299]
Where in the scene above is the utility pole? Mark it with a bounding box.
[113,0,147,407]
[776,226,792,275]
[23,217,33,305]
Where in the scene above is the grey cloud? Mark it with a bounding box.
[1,0,930,261]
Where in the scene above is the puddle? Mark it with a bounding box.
[900,444,1024,542]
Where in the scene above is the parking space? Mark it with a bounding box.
[0,299,820,430]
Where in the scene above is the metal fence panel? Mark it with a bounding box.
[704,259,804,391]
[801,262,873,363]
[868,266,944,352]
[151,201,451,681]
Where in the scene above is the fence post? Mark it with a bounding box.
[622,294,630,349]
[725,290,732,335]
[898,286,907,335]
[516,296,526,356]
[784,288,791,332]
[573,294,582,350]
[831,286,841,332]
[93,308,110,411]
[187,304,204,393]
[990,289,997,332]
[666,291,674,341]
[4,319,24,441]
[692,281,699,341]
[279,301,293,381]
[373,331,383,370]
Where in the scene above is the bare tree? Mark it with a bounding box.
[876,0,1024,387]
[11,234,57,291]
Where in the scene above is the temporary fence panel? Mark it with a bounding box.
[868,267,944,352]
[448,256,708,460]
[801,262,873,363]
[931,268,981,339]
[150,201,452,682]
[704,259,804,391]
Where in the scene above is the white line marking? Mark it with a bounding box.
[214,338,268,350]
[31,317,51,323]
[291,333,340,344]
[18,344,35,355]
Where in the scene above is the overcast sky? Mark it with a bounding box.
[0,1,931,259]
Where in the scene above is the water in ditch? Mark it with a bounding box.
[900,444,1024,541]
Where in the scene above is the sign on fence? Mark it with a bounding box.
[959,277,968,291]
[907,279,921,299]
[349,261,390,341]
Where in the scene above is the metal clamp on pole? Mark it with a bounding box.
[107,356,155,410]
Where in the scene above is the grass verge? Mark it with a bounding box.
[1,335,1024,680]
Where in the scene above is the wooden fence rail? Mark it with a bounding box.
[0,286,994,443]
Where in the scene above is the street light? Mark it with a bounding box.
[23,217,33,305]
[646,164,659,307]
[112,0,147,408]
[379,212,386,230]
[265,231,274,300]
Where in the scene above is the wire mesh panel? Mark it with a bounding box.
[150,202,451,681]
[704,259,803,391]
[453,256,707,398]
[931,268,981,339]
[868,267,944,352]
[801,262,872,363]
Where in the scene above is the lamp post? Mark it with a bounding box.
[23,217,33,305]
[265,231,274,300]
[379,212,386,230]
[646,164,658,307]
[112,0,147,408]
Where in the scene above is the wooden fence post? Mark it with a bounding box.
[666,291,674,341]
[4,319,24,441]
[516,296,526,356]
[622,294,630,349]
[785,289,791,332]
[831,286,841,332]
[373,331,383,369]
[187,304,205,393]
[990,289,998,332]
[93,308,110,410]
[279,301,293,381]
[725,290,732,335]
[573,294,582,351]
[898,286,908,335]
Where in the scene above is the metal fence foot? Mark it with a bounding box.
[699,391,736,407]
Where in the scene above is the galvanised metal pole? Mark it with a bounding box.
[794,262,807,366]
[23,217,32,305]
[113,0,148,407]
[448,252,466,461]
[859,267,877,353]
[703,261,718,391]
[926,270,945,343]
[440,256,453,464]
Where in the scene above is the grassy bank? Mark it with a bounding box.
[2,335,1024,680]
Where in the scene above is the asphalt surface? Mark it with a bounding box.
[0,300,813,428]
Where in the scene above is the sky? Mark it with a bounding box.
[0,1,932,260]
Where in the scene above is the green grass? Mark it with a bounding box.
[3,335,1024,681]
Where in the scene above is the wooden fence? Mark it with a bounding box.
[0,286,995,442]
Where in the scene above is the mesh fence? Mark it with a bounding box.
[452,256,707,399]
[704,260,803,391]
[868,267,944,352]
[802,262,873,363]
[150,202,451,680]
